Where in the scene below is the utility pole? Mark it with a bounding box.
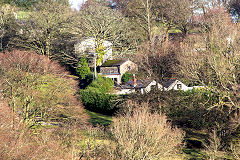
[94,53,97,79]
[89,52,98,80]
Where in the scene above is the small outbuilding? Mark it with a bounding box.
[99,59,138,84]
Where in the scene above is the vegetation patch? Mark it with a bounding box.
[86,111,112,126]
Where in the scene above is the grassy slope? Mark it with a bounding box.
[86,110,112,126]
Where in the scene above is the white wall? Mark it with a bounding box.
[102,74,121,84]
[114,89,135,95]
[172,81,189,91]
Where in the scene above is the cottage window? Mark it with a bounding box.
[151,85,156,91]
[136,88,141,94]
[177,84,182,89]
[128,66,131,71]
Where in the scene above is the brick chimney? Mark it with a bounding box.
[133,74,137,87]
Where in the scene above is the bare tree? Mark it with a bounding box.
[118,0,157,42]
[13,1,73,58]
[179,8,240,110]
[0,5,17,51]
[110,104,185,159]
[157,0,194,35]
[71,1,138,56]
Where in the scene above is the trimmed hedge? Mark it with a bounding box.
[80,76,116,114]
[80,89,115,113]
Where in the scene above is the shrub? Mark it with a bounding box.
[80,89,116,113]
[80,76,115,114]
[129,90,227,130]
[88,76,114,93]
[76,58,91,79]
[0,102,84,160]
[0,50,68,75]
[121,72,133,83]
[110,105,185,160]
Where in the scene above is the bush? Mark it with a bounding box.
[129,90,227,130]
[76,103,185,160]
[80,89,116,114]
[0,50,68,75]
[121,72,133,83]
[76,58,91,79]
[88,76,114,93]
[0,102,84,160]
[79,76,116,114]
[110,105,185,160]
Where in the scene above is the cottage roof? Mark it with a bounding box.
[162,79,178,89]
[121,79,154,89]
[101,59,128,67]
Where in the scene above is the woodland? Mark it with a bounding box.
[0,0,240,159]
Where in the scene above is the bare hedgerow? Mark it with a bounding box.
[0,50,69,75]
[0,101,79,160]
[110,104,185,160]
[203,129,227,160]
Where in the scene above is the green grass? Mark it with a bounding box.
[86,111,112,126]
[17,11,30,20]
[183,148,208,160]
[168,28,182,33]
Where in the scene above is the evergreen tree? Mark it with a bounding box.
[76,58,91,79]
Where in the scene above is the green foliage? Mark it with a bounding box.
[121,72,133,83]
[129,89,226,130]
[17,11,30,20]
[88,76,114,93]
[76,58,91,79]
[1,0,69,9]
[96,43,106,66]
[0,51,85,126]
[163,91,226,130]
[2,0,38,9]
[80,76,116,114]
[87,111,112,126]
[80,89,115,114]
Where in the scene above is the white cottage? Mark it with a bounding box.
[114,76,162,95]
[161,79,204,91]
[162,79,189,91]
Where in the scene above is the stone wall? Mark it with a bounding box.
[119,60,138,75]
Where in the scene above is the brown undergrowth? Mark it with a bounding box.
[0,101,86,160]
[0,50,90,159]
